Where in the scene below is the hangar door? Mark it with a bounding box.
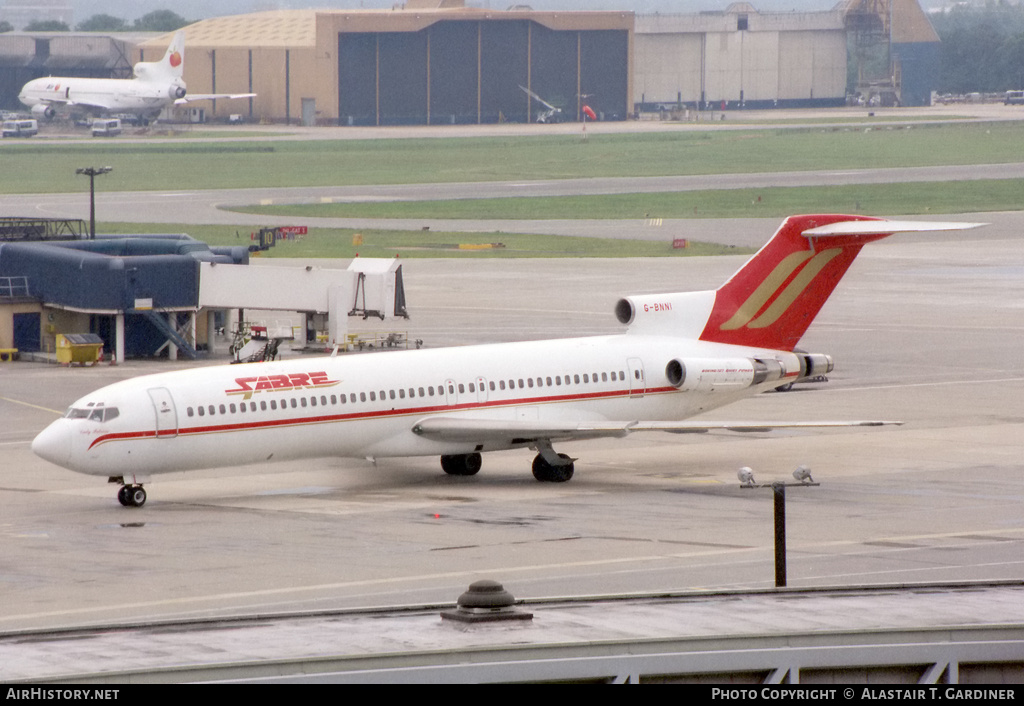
[338,20,628,126]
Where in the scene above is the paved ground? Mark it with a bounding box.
[1,111,1022,681]
[1,224,1022,634]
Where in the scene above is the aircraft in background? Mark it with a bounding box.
[32,215,983,507]
[17,31,255,123]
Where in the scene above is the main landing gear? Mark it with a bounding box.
[112,479,147,507]
[441,453,482,476]
[438,446,576,483]
[531,452,575,483]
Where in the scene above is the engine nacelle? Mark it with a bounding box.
[797,353,833,379]
[169,85,187,100]
[31,103,55,120]
[665,357,786,392]
[615,290,717,338]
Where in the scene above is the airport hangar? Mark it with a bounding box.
[0,0,940,124]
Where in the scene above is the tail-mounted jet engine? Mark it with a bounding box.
[665,357,786,392]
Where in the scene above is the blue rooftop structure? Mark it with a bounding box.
[0,233,248,360]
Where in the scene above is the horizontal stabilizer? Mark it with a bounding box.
[412,416,901,443]
[803,220,987,237]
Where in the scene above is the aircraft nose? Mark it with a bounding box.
[32,421,72,468]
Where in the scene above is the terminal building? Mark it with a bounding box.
[0,0,941,123]
[0,222,407,363]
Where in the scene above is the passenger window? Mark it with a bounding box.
[583,374,589,383]
[546,377,552,386]
[239,404,245,414]
[555,376,561,386]
[527,378,534,388]
[468,383,475,393]
[458,384,465,394]
[602,373,608,382]
[198,406,205,417]
[209,405,216,415]
[389,390,396,400]
[301,397,307,407]
[399,389,406,399]
[370,392,376,401]
[499,380,506,390]
[360,392,366,402]
[260,401,267,411]
[270,400,277,410]
[230,404,237,413]
[574,374,580,384]
[187,407,194,417]
[419,387,425,397]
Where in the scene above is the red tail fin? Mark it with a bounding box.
[699,214,888,351]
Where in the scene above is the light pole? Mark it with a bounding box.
[75,166,112,239]
[739,466,819,588]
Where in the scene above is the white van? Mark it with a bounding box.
[2,119,38,138]
[91,118,122,137]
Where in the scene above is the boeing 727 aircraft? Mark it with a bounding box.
[32,215,982,507]
[18,31,254,121]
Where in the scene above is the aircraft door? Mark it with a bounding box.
[627,358,646,398]
[148,387,178,438]
[475,377,488,404]
[444,379,458,407]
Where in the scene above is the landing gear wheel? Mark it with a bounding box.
[532,453,575,482]
[117,485,147,507]
[128,486,147,507]
[440,453,482,476]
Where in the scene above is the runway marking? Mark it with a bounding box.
[0,395,63,415]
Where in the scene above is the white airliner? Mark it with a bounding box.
[18,31,254,121]
[32,215,982,507]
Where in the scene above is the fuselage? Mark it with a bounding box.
[18,76,186,116]
[32,332,800,478]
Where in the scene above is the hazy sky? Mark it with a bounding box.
[71,0,846,25]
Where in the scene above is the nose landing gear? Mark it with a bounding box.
[115,482,147,507]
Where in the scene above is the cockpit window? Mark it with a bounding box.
[65,406,119,422]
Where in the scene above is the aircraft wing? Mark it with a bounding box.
[411,417,901,443]
[175,93,256,104]
[35,97,116,111]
